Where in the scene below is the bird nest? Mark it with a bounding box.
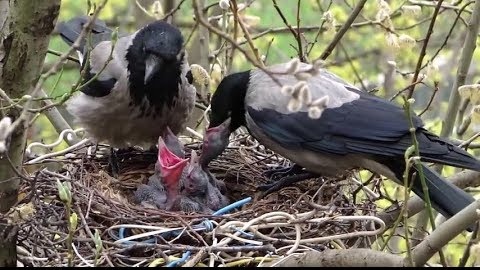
[14,132,384,267]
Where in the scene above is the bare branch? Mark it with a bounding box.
[265,249,405,267]
[318,0,367,61]
[440,0,480,137]
[411,200,480,266]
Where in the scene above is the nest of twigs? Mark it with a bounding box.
[14,132,384,267]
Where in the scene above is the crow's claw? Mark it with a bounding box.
[108,147,120,178]
[263,164,304,180]
[258,172,318,198]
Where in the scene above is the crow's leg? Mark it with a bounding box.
[263,163,304,180]
[258,172,318,197]
[108,147,121,178]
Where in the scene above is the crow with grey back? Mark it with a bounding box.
[57,16,196,148]
[207,61,480,231]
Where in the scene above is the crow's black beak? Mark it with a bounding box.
[144,54,163,84]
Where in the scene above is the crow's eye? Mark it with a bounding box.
[186,70,193,84]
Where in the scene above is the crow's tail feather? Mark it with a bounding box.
[410,164,475,231]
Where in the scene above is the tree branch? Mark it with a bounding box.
[318,0,367,60]
[411,200,480,266]
[406,0,444,99]
[440,0,480,137]
[265,248,406,267]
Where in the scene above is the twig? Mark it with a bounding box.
[440,0,480,137]
[406,0,444,99]
[230,0,264,66]
[318,0,367,60]
[418,83,439,116]
[459,223,479,267]
[162,0,187,20]
[271,0,304,61]
[192,0,280,85]
[4,0,108,141]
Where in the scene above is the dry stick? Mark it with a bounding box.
[411,200,480,266]
[306,0,332,56]
[440,0,480,138]
[162,0,187,20]
[5,1,108,141]
[38,88,78,146]
[458,223,479,267]
[211,14,407,57]
[296,0,304,61]
[271,0,304,61]
[409,0,473,14]
[338,43,367,91]
[317,0,367,61]
[418,83,439,116]
[406,0,444,99]
[404,1,474,78]
[230,0,263,67]
[192,0,280,85]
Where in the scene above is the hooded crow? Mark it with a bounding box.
[207,60,480,225]
[57,16,196,148]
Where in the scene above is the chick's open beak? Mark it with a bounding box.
[158,136,188,189]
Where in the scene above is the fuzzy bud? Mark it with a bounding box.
[69,212,78,231]
[458,84,480,104]
[94,229,103,253]
[311,96,329,108]
[308,106,323,119]
[385,33,399,49]
[387,60,397,68]
[190,64,210,86]
[0,117,12,153]
[281,85,294,96]
[398,34,416,49]
[471,105,480,127]
[287,98,303,113]
[298,84,312,104]
[219,0,230,10]
[312,59,326,70]
[401,5,421,17]
[152,1,164,19]
[426,62,440,84]
[295,72,313,81]
[286,58,301,74]
[376,0,392,22]
[21,95,32,101]
[292,81,308,95]
[323,11,337,32]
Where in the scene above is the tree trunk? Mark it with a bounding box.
[0,0,60,266]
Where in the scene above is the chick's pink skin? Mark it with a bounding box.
[158,137,188,206]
